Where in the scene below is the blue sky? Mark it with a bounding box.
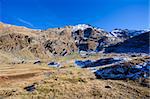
[0,0,149,31]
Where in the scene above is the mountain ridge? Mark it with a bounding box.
[0,22,149,63]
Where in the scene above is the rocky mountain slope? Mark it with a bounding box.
[0,22,149,63]
[105,32,150,53]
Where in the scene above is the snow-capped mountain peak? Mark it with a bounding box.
[72,24,92,32]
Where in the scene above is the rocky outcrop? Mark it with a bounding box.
[43,27,77,56]
[0,33,33,51]
[95,61,150,80]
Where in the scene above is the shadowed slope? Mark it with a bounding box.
[105,32,150,53]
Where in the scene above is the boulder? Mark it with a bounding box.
[79,51,89,58]
[48,62,60,68]
[24,84,36,92]
[33,60,41,64]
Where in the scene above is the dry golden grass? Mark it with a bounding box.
[0,53,149,99]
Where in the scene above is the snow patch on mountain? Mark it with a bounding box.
[128,29,150,37]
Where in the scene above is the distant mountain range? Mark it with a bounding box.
[0,22,149,63]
